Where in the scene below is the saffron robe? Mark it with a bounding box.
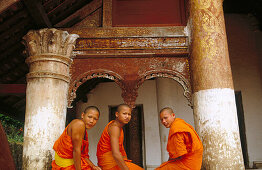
[52,125,92,170]
[156,118,203,170]
[97,121,144,170]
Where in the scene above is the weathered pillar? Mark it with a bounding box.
[156,78,172,163]
[22,28,78,169]
[189,0,245,169]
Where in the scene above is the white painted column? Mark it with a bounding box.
[193,88,243,169]
[189,0,245,169]
[22,29,78,169]
[156,78,172,163]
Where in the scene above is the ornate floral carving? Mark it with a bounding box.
[23,28,79,58]
[120,79,139,109]
[68,70,123,107]
[190,0,234,91]
[138,70,192,107]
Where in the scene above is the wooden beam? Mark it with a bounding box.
[0,10,28,34]
[0,84,26,94]
[54,0,102,27]
[23,0,52,28]
[49,0,89,24]
[0,0,19,13]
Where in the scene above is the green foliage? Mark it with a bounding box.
[0,113,24,143]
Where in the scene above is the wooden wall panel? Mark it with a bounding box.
[112,0,186,27]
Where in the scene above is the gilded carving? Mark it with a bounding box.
[69,57,191,108]
[190,0,234,92]
[63,27,186,38]
[75,37,187,50]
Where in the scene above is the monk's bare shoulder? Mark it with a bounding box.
[68,119,85,137]
[108,121,121,137]
[70,119,85,128]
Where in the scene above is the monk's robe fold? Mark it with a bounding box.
[97,121,144,170]
[52,125,92,170]
[156,118,203,170]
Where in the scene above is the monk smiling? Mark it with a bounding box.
[156,107,203,170]
[96,104,143,170]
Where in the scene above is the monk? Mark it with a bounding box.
[52,106,101,170]
[156,107,203,170]
[96,104,144,170]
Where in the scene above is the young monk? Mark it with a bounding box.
[52,106,101,170]
[156,107,203,170]
[96,104,144,170]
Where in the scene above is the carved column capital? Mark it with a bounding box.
[23,29,79,82]
[23,28,79,58]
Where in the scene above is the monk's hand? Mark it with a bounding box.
[92,166,102,170]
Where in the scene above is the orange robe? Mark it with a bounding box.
[97,121,144,170]
[52,125,92,170]
[156,118,203,170]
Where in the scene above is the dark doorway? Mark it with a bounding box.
[235,91,249,168]
[109,105,144,167]
[66,107,76,126]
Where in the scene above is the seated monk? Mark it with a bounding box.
[156,107,203,170]
[52,106,101,170]
[96,104,144,170]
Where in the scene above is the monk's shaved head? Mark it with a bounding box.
[160,107,176,128]
[84,106,100,117]
[117,104,131,113]
[160,107,174,115]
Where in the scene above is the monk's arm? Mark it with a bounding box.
[84,158,101,170]
[168,133,189,161]
[109,126,129,170]
[71,121,85,170]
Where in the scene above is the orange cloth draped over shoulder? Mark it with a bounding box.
[52,125,92,170]
[97,121,144,170]
[156,118,203,170]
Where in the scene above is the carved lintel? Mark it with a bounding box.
[75,37,188,50]
[27,72,70,83]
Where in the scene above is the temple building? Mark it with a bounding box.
[0,0,261,169]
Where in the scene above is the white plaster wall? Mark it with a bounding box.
[136,80,161,168]
[156,78,193,125]
[225,14,262,167]
[75,79,193,169]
